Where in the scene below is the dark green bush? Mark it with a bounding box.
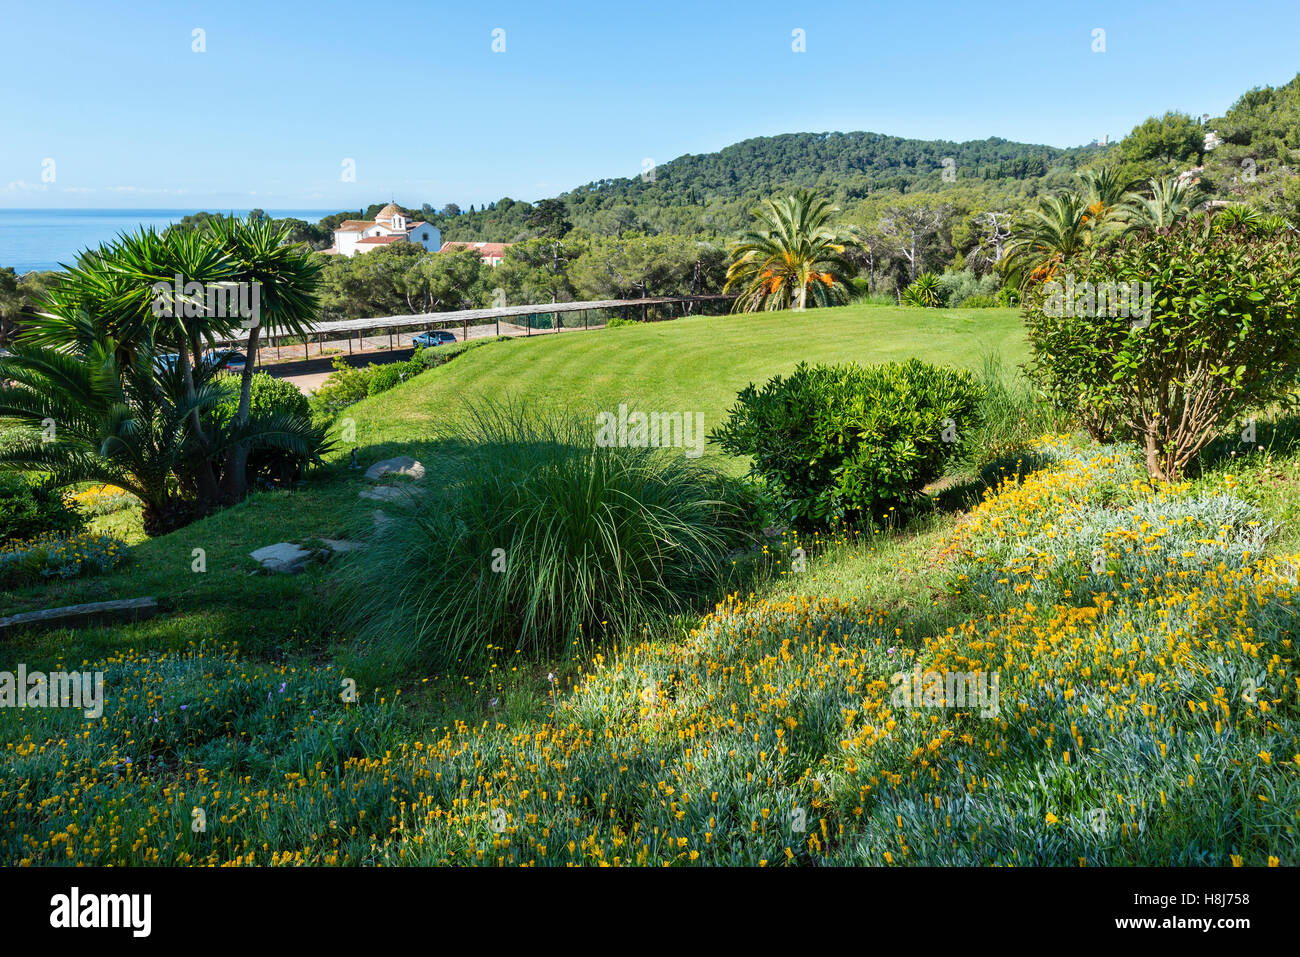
[216,372,310,422]
[308,357,375,419]
[413,343,470,368]
[211,372,322,488]
[711,359,983,528]
[0,473,86,544]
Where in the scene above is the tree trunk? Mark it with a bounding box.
[179,336,220,504]
[220,324,261,502]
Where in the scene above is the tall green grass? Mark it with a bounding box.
[949,353,1070,476]
[340,401,750,671]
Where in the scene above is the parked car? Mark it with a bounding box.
[412,330,457,348]
[204,350,247,373]
[153,353,180,373]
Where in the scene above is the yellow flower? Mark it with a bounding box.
[1044,813,1059,825]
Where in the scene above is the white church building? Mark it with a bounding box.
[326,204,441,257]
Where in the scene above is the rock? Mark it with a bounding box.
[321,538,366,553]
[365,456,425,482]
[359,486,411,502]
[0,597,160,636]
[372,510,394,534]
[250,542,314,573]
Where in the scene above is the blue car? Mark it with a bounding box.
[412,330,457,348]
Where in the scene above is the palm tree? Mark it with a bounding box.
[28,228,241,502]
[725,191,855,312]
[1112,176,1202,235]
[0,339,225,534]
[1002,192,1093,285]
[1077,167,1131,229]
[205,216,321,500]
[0,338,327,535]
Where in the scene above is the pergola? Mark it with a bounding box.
[219,294,736,358]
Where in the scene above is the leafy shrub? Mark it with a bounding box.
[341,401,744,669]
[366,364,405,396]
[1023,219,1300,478]
[308,356,375,419]
[605,317,639,328]
[958,293,997,308]
[0,531,124,587]
[0,473,85,544]
[936,269,1000,307]
[711,359,983,528]
[900,272,943,307]
[210,372,323,488]
[215,371,310,422]
[413,342,470,368]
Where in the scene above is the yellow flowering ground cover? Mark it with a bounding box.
[2,439,1296,865]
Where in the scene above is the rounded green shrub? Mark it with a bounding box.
[366,364,405,396]
[216,371,310,422]
[211,372,321,488]
[711,359,983,528]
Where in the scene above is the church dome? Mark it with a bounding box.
[376,203,403,222]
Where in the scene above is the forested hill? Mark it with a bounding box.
[438,130,1103,240]
[566,132,1101,204]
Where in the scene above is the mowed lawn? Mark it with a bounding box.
[2,305,1027,650]
[349,305,1027,455]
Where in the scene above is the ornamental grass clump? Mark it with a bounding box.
[341,401,746,670]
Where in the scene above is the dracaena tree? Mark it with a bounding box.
[205,215,322,500]
[0,336,328,535]
[28,227,242,502]
[3,219,327,530]
[725,191,854,312]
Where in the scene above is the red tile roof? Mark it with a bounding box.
[357,236,403,245]
[439,241,512,259]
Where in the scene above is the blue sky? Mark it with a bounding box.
[3,0,1299,210]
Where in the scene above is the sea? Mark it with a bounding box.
[0,208,338,275]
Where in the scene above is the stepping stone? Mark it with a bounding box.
[359,486,410,502]
[365,456,425,481]
[321,538,366,553]
[250,542,314,573]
